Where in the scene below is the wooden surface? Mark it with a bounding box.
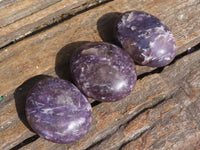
[0,0,200,150]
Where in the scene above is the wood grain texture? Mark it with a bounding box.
[0,0,24,9]
[88,50,200,150]
[0,0,200,98]
[0,0,111,48]
[19,46,200,150]
[0,0,200,149]
[0,0,62,27]
[121,91,200,150]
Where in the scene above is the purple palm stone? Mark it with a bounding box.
[71,42,137,102]
[26,78,92,144]
[115,11,177,67]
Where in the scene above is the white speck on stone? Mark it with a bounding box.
[86,103,92,111]
[127,12,134,22]
[100,57,107,61]
[41,108,53,114]
[81,67,84,72]
[81,48,98,55]
[155,26,165,34]
[83,82,90,88]
[56,92,73,105]
[142,49,148,52]
[131,42,137,46]
[131,26,136,31]
[137,17,143,21]
[149,41,155,48]
[147,14,151,18]
[36,66,39,69]
[141,53,152,64]
[44,131,53,138]
[55,131,64,136]
[164,57,171,61]
[67,117,85,131]
[173,44,177,49]
[158,49,166,55]
[116,81,127,90]
[154,34,163,41]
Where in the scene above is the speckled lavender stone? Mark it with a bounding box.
[26,78,92,144]
[71,42,137,102]
[115,11,177,67]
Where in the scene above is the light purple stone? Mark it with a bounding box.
[26,78,92,144]
[71,42,137,102]
[115,11,177,67]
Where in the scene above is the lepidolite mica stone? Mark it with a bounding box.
[115,11,177,67]
[26,78,92,144]
[71,42,137,102]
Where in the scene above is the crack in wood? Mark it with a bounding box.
[138,42,200,80]
[0,0,199,148]
[82,42,200,148]
[0,0,63,28]
[0,0,24,9]
[0,0,114,50]
[85,133,113,150]
[118,124,155,150]
[85,96,169,150]
[91,101,102,107]
[90,42,200,109]
[10,135,39,150]
[1,42,199,150]
[1,43,199,150]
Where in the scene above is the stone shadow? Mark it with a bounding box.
[55,41,89,82]
[14,75,51,132]
[97,12,121,46]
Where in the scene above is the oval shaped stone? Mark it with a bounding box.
[115,11,177,67]
[71,42,137,102]
[26,78,92,144]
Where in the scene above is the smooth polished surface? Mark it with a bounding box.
[115,11,177,67]
[71,42,137,102]
[26,78,92,144]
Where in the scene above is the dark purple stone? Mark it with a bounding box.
[115,11,177,67]
[26,78,92,144]
[71,42,137,102]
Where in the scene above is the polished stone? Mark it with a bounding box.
[26,78,92,144]
[71,42,137,102]
[115,11,177,67]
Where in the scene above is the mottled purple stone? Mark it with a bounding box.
[71,42,137,102]
[115,11,177,67]
[26,78,92,144]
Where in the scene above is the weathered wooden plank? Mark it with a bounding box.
[0,0,24,9]
[121,91,200,149]
[0,0,200,149]
[1,47,199,149]
[87,51,200,150]
[0,0,62,27]
[19,45,200,150]
[0,0,200,98]
[0,0,111,48]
